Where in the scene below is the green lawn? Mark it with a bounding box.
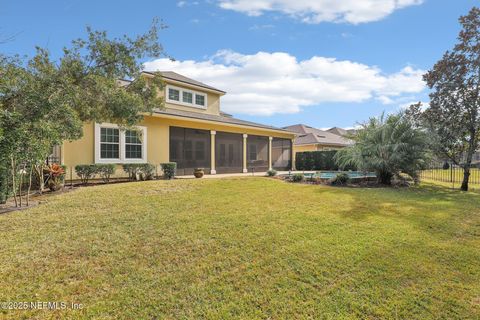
[0,178,479,319]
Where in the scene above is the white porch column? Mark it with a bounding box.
[210,130,216,175]
[291,139,296,170]
[242,134,248,173]
[268,136,273,171]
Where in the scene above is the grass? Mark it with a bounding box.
[0,178,479,319]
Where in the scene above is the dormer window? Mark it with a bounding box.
[166,85,208,109]
[168,88,180,101]
[182,91,193,104]
[195,94,205,107]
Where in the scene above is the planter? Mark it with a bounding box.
[194,168,204,178]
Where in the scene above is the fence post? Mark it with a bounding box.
[451,164,454,189]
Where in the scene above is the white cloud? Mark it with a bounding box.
[143,50,426,116]
[177,1,187,7]
[217,0,423,24]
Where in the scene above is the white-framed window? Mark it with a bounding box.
[195,94,205,107]
[166,85,207,109]
[168,87,180,101]
[95,123,147,164]
[182,91,193,104]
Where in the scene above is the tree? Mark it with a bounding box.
[334,112,430,185]
[413,7,480,191]
[0,19,168,204]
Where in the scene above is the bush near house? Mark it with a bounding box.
[95,164,116,183]
[75,165,97,185]
[266,169,277,177]
[328,173,350,186]
[291,173,304,182]
[123,163,157,181]
[296,151,356,171]
[122,164,141,181]
[161,162,176,180]
[138,163,156,181]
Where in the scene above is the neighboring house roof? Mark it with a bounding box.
[327,127,348,136]
[283,124,352,146]
[142,71,226,94]
[327,127,357,136]
[154,108,290,133]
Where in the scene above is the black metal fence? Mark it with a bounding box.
[419,162,480,189]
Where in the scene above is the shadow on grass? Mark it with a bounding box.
[313,182,480,240]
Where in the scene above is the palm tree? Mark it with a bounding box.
[335,112,430,185]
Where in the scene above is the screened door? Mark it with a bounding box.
[215,132,243,173]
[272,138,292,170]
[247,135,269,172]
[169,127,211,175]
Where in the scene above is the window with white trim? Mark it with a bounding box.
[195,94,205,107]
[125,130,143,159]
[100,128,120,159]
[182,91,193,104]
[166,85,208,109]
[95,124,147,163]
[168,88,180,101]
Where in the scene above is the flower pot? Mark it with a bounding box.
[194,168,204,178]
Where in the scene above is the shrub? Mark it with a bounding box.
[334,112,429,185]
[442,161,450,170]
[296,151,355,171]
[266,169,277,177]
[96,164,116,183]
[328,172,350,186]
[161,162,176,180]
[0,164,10,204]
[122,164,141,181]
[75,164,97,185]
[291,173,304,182]
[138,163,156,181]
[44,164,66,191]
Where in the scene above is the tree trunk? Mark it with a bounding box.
[10,156,18,207]
[461,167,470,191]
[378,170,393,185]
[461,136,476,191]
[27,164,33,206]
[35,164,45,194]
[18,164,23,207]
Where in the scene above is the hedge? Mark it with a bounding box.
[161,162,176,180]
[295,150,356,171]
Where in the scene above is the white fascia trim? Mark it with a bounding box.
[165,84,208,110]
[94,123,148,164]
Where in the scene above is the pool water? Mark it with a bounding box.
[303,171,376,179]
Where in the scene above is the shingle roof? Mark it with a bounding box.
[327,127,357,136]
[283,124,352,146]
[154,108,290,133]
[143,71,226,94]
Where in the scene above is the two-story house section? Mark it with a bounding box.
[62,71,295,177]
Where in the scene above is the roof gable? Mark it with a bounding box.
[143,71,226,94]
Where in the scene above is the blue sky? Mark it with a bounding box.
[1,0,477,129]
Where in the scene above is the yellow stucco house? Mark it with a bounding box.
[61,71,295,177]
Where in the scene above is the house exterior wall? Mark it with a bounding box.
[62,114,295,179]
[162,86,221,116]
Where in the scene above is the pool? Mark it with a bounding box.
[303,171,376,180]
